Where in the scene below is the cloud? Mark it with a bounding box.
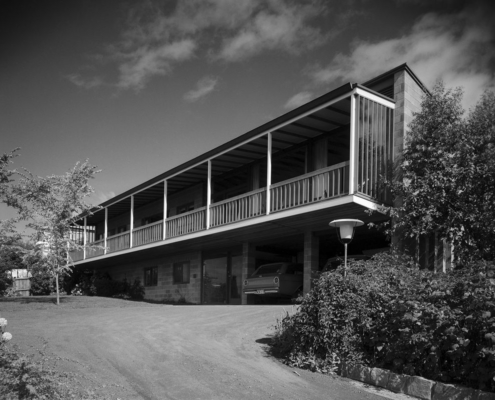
[184,76,219,102]
[66,74,104,89]
[307,2,495,109]
[95,191,116,203]
[284,91,314,109]
[216,1,327,62]
[69,0,330,91]
[116,39,196,91]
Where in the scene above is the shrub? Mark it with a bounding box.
[271,252,495,392]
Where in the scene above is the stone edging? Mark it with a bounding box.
[341,364,495,400]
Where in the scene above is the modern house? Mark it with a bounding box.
[70,64,430,304]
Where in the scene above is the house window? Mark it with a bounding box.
[177,202,194,215]
[173,262,190,284]
[141,213,162,226]
[144,267,158,286]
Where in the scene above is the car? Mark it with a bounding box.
[321,255,370,272]
[243,262,303,298]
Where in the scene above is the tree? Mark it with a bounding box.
[384,83,495,264]
[4,160,101,304]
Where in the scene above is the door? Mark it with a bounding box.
[203,257,228,304]
[202,254,243,304]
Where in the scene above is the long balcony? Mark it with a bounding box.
[70,84,394,263]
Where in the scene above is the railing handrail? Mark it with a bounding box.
[211,187,266,207]
[270,161,349,189]
[107,231,130,239]
[133,219,163,232]
[167,206,206,221]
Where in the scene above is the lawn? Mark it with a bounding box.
[1,296,402,400]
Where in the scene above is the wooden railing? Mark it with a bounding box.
[86,239,105,259]
[133,220,163,247]
[70,249,85,262]
[166,207,206,238]
[107,231,130,253]
[210,188,266,227]
[270,162,349,213]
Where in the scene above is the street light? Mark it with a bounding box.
[329,219,364,277]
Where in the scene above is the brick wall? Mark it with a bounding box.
[100,250,202,303]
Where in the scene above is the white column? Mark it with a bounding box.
[130,196,134,248]
[163,180,167,240]
[206,160,212,229]
[83,217,87,260]
[266,132,272,215]
[349,91,358,194]
[104,207,108,254]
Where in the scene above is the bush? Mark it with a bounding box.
[272,252,495,392]
[67,270,145,300]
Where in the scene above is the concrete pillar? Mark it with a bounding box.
[303,231,319,294]
[241,242,256,305]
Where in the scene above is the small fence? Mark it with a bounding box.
[210,188,266,227]
[133,221,163,247]
[166,207,206,238]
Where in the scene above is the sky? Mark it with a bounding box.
[1,0,494,223]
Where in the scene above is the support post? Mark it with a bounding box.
[130,196,134,248]
[241,242,256,305]
[83,217,87,260]
[303,231,319,294]
[163,180,167,240]
[206,160,212,229]
[349,91,358,194]
[266,132,272,215]
[104,207,108,255]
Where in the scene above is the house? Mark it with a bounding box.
[70,64,443,304]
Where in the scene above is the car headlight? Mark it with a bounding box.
[273,277,279,284]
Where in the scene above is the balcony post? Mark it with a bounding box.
[206,160,212,229]
[104,207,108,255]
[266,132,272,215]
[83,217,87,260]
[130,195,134,248]
[163,180,167,240]
[349,91,358,194]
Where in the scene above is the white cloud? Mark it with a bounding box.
[116,39,196,91]
[96,191,116,203]
[184,76,219,102]
[307,2,495,109]
[69,0,330,91]
[284,91,314,109]
[66,74,104,89]
[217,1,327,61]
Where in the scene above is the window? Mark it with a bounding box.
[144,267,158,286]
[141,213,162,226]
[177,202,194,215]
[173,262,190,284]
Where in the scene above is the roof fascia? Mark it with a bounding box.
[362,63,430,96]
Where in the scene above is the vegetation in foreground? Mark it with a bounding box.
[271,253,495,392]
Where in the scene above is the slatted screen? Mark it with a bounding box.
[356,96,394,203]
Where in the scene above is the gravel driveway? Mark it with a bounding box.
[1,296,410,400]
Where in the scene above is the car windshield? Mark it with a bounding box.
[252,264,283,276]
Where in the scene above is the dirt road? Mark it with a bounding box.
[2,297,410,400]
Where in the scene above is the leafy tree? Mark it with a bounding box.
[383,83,495,264]
[3,160,101,304]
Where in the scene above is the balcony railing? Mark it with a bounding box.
[133,220,163,247]
[70,249,84,262]
[71,162,353,261]
[86,239,105,259]
[166,207,206,238]
[270,162,349,213]
[210,188,266,228]
[107,231,130,253]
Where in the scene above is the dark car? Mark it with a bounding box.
[243,262,303,298]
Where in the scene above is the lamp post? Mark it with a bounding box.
[329,219,364,278]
